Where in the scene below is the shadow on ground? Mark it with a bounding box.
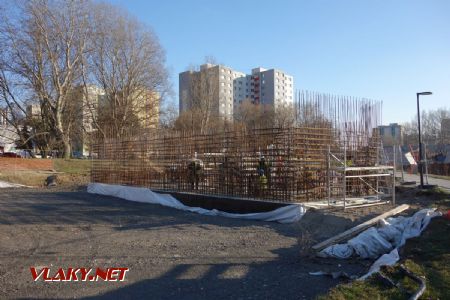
[0,187,377,299]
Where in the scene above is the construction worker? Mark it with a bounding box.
[258,156,269,191]
[188,153,203,190]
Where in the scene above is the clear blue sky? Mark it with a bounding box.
[108,0,450,124]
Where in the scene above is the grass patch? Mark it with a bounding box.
[416,186,450,199]
[318,213,450,300]
[0,159,91,187]
[0,171,48,187]
[52,159,91,175]
[428,174,450,181]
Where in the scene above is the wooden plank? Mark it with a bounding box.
[346,173,392,178]
[311,204,409,251]
[338,165,394,171]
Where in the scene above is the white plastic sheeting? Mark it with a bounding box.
[318,208,441,279]
[0,180,29,188]
[359,248,400,280]
[87,183,306,223]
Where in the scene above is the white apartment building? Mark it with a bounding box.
[179,64,294,120]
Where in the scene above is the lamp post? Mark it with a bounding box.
[416,91,432,189]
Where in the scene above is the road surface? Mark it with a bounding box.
[400,173,450,191]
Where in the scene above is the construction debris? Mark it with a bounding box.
[314,208,441,281]
[312,204,410,251]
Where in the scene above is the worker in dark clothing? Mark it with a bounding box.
[258,156,269,191]
[188,157,203,190]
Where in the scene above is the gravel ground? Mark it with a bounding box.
[0,186,404,299]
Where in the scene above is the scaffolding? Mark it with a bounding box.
[325,146,395,209]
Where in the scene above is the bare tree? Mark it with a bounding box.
[295,101,332,128]
[1,0,169,156]
[85,3,168,137]
[274,103,295,128]
[0,0,91,158]
[234,99,274,129]
[160,101,179,129]
[403,107,450,145]
[187,66,219,134]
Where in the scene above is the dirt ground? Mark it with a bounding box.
[0,186,443,299]
[0,158,54,171]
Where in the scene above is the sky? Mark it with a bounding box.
[107,0,450,125]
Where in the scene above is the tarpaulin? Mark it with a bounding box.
[317,208,441,279]
[87,183,305,223]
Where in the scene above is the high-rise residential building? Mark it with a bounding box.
[0,107,10,125]
[246,67,294,109]
[378,123,404,146]
[26,104,42,120]
[179,64,294,120]
[133,89,160,129]
[66,85,105,156]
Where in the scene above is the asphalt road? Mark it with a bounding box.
[0,187,388,299]
[400,173,450,191]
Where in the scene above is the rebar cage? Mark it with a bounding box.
[91,126,390,203]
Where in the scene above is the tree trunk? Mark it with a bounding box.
[63,139,71,159]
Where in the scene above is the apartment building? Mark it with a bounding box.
[0,107,10,125]
[133,90,160,129]
[26,104,41,119]
[179,64,294,120]
[65,85,103,156]
[378,123,404,146]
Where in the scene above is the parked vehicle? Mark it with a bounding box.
[0,152,22,158]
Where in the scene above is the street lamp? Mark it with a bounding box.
[416,91,432,189]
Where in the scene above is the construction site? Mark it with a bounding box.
[0,93,447,300]
[91,92,394,209]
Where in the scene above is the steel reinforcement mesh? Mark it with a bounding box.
[91,127,382,203]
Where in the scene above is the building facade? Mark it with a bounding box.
[378,123,404,146]
[179,64,294,120]
[66,85,105,156]
[134,90,160,129]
